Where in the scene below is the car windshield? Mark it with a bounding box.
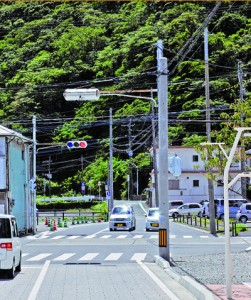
[112,207,131,215]
[148,210,159,217]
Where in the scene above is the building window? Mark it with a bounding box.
[22,150,24,160]
[192,155,199,162]
[193,180,199,187]
[169,180,180,190]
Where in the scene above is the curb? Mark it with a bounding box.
[154,255,215,300]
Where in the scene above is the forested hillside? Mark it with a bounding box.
[0,2,250,198]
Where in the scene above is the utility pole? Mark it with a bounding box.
[109,108,114,211]
[238,61,247,199]
[158,54,170,261]
[128,118,133,200]
[204,28,216,234]
[32,115,36,234]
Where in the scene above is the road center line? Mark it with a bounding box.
[136,260,180,300]
[27,260,51,300]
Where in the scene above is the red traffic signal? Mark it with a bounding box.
[67,141,88,149]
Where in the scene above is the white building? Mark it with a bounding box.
[151,146,243,204]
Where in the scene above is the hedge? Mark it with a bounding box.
[36,200,102,210]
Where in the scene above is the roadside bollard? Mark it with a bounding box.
[45,217,48,225]
[53,219,57,231]
[72,217,75,225]
[64,220,68,228]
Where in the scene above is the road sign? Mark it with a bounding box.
[106,190,110,200]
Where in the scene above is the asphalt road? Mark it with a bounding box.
[1,201,250,299]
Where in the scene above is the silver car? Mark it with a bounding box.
[145,207,159,231]
[236,203,251,223]
[169,203,203,218]
[109,205,136,231]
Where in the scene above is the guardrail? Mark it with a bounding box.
[172,214,244,237]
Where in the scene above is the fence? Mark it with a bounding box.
[172,214,239,236]
[37,210,109,224]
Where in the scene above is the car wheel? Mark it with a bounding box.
[172,212,179,218]
[239,216,247,223]
[7,260,15,279]
[146,228,149,232]
[16,253,21,272]
[220,214,224,221]
[109,228,113,231]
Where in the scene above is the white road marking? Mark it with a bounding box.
[149,235,158,239]
[105,253,123,261]
[79,253,99,261]
[117,235,127,239]
[200,236,209,238]
[53,253,75,261]
[27,260,50,300]
[131,253,147,261]
[133,235,143,239]
[27,253,52,261]
[183,236,192,238]
[67,235,80,239]
[101,235,111,239]
[136,260,180,300]
[170,235,176,238]
[85,235,96,239]
[22,253,29,257]
[51,235,64,239]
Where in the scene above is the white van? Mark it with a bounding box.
[0,214,22,278]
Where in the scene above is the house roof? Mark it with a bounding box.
[0,125,32,143]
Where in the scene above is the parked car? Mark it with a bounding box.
[236,203,251,223]
[169,200,184,209]
[169,203,202,218]
[109,205,136,231]
[145,208,159,231]
[216,198,248,220]
[0,214,22,278]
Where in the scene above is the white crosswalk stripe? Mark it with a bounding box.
[79,253,99,261]
[53,253,75,261]
[117,235,127,239]
[27,253,52,261]
[67,235,80,239]
[183,236,192,238]
[105,253,123,261]
[100,235,111,239]
[51,235,64,239]
[130,253,147,261]
[149,235,158,239]
[133,235,143,239]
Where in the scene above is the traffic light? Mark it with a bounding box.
[67,141,88,149]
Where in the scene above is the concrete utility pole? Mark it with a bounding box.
[158,56,170,261]
[32,116,37,234]
[204,28,216,234]
[109,108,114,212]
[238,61,247,199]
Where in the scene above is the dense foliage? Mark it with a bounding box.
[0,2,250,198]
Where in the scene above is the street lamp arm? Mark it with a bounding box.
[101,93,157,107]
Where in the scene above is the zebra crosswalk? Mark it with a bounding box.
[23,252,148,263]
[27,233,212,240]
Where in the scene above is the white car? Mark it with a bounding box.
[0,214,22,278]
[109,205,136,231]
[145,208,159,231]
[169,203,203,218]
